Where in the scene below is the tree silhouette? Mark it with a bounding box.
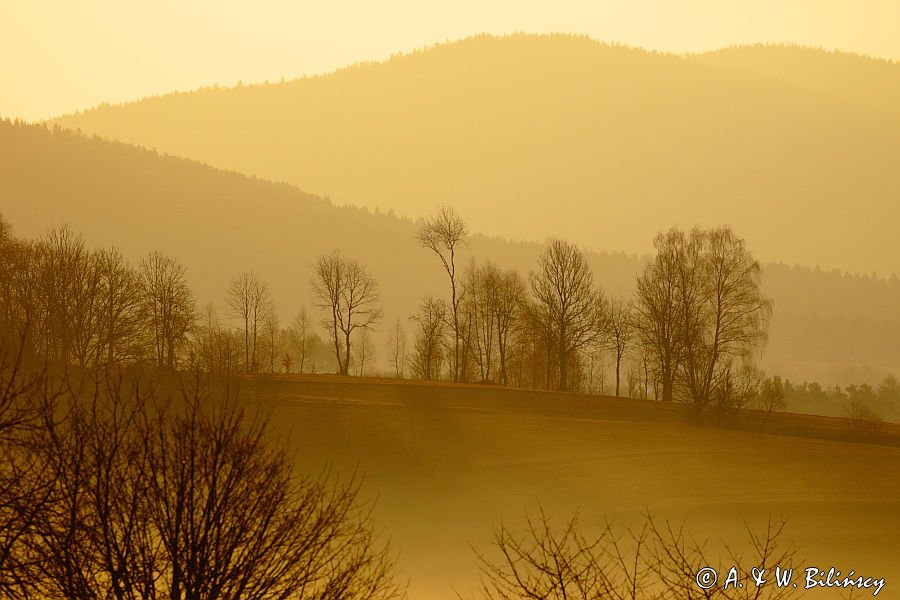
[312,252,382,376]
[417,207,468,383]
[530,240,606,392]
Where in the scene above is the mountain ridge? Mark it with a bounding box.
[49,39,900,121]
[48,34,900,277]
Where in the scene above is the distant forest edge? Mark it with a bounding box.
[1,120,899,425]
[47,34,900,277]
[3,195,899,432]
[3,119,899,380]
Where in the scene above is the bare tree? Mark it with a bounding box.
[139,251,196,369]
[463,261,498,382]
[474,506,800,600]
[714,361,764,414]
[0,333,59,599]
[190,302,243,375]
[460,262,525,385]
[530,240,606,392]
[353,327,375,376]
[845,398,884,439]
[93,248,145,366]
[226,271,272,373]
[680,228,773,411]
[0,225,43,361]
[584,346,607,395]
[495,269,526,386]
[36,226,99,367]
[386,318,408,379]
[606,298,633,397]
[292,307,311,374]
[417,207,468,382]
[755,375,786,421]
[412,296,447,381]
[17,371,401,600]
[635,228,772,410]
[0,221,89,371]
[312,252,383,375]
[261,305,280,374]
[635,230,684,402]
[65,246,104,370]
[0,213,21,346]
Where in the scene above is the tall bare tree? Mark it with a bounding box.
[262,305,280,374]
[462,262,526,385]
[495,269,526,386]
[139,252,196,369]
[463,261,499,382]
[93,248,145,366]
[0,227,43,362]
[312,252,383,375]
[226,271,272,373]
[292,307,311,374]
[606,298,633,397]
[530,240,606,392]
[37,226,96,366]
[680,228,773,411]
[412,296,447,381]
[634,230,684,402]
[635,227,772,409]
[353,327,375,376]
[386,318,408,379]
[417,207,468,382]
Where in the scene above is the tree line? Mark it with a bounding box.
[780,375,899,425]
[1,207,784,414]
[407,208,777,415]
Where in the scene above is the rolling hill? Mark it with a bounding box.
[253,375,900,599]
[49,34,900,277]
[2,119,899,387]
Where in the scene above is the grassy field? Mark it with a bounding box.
[246,376,900,599]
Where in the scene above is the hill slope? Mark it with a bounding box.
[2,120,899,385]
[256,376,900,599]
[50,34,900,276]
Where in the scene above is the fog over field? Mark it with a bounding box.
[256,377,900,599]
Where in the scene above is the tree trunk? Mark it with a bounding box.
[167,335,175,369]
[251,320,258,373]
[342,331,352,375]
[498,339,507,386]
[662,368,673,401]
[615,356,621,397]
[243,317,250,372]
[451,279,459,383]
[559,349,568,392]
[331,311,341,375]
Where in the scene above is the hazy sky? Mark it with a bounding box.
[3,0,899,121]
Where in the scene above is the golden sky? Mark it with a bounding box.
[2,0,899,121]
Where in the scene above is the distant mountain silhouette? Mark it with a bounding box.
[2,119,898,385]
[49,34,900,277]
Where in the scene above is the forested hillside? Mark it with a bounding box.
[2,119,898,385]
